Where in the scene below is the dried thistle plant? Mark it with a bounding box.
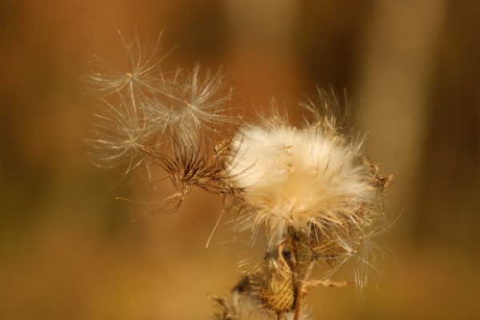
[87,36,392,320]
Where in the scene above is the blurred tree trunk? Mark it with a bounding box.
[354,0,446,243]
[413,1,480,250]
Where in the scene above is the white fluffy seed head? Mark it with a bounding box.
[87,36,235,175]
[147,66,233,138]
[227,121,376,243]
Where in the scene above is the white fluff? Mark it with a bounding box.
[228,123,374,242]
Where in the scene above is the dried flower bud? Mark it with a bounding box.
[214,243,311,320]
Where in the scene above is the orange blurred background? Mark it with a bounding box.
[0,1,479,319]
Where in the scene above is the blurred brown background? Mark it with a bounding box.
[0,0,479,319]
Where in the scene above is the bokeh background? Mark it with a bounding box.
[1,0,479,319]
